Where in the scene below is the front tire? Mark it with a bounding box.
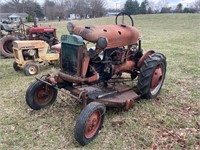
[26,80,58,110]
[24,62,39,76]
[137,53,167,99]
[13,61,20,71]
[74,102,106,146]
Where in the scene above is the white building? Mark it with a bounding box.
[0,13,28,23]
[68,14,80,20]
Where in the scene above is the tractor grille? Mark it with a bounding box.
[61,43,79,75]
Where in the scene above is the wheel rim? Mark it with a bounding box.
[85,110,102,139]
[34,84,53,106]
[28,66,37,75]
[150,63,164,95]
[4,40,13,53]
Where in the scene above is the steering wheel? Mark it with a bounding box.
[115,12,134,26]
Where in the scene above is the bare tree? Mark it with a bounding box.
[62,0,106,19]
[175,3,183,13]
[1,0,106,21]
[0,0,43,16]
[43,0,56,20]
[89,0,106,18]
[0,0,20,13]
[194,0,200,11]
[157,0,169,12]
[52,0,67,19]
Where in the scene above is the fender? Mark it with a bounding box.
[137,50,155,68]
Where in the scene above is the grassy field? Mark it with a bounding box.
[0,13,200,149]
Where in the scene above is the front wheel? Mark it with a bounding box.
[137,53,167,99]
[13,61,20,71]
[26,80,58,110]
[74,102,106,146]
[24,62,39,76]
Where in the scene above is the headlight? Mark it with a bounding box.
[97,37,108,49]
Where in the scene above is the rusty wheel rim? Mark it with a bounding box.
[85,110,102,139]
[34,84,53,106]
[150,63,164,95]
[28,66,37,75]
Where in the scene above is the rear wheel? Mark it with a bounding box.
[24,62,39,76]
[0,35,17,58]
[74,102,106,146]
[26,80,58,110]
[137,53,167,99]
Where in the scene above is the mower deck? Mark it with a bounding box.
[78,83,140,109]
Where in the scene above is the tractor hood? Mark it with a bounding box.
[27,27,56,33]
[67,22,140,49]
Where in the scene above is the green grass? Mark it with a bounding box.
[0,13,200,149]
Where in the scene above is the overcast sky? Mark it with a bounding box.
[106,0,195,9]
[36,0,195,9]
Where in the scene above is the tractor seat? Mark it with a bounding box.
[1,24,16,32]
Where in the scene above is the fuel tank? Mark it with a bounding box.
[68,22,140,49]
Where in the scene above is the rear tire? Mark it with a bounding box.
[26,80,58,110]
[24,62,39,76]
[137,53,167,99]
[0,35,17,58]
[74,102,106,146]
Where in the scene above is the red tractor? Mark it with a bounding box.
[0,21,58,58]
[25,13,167,145]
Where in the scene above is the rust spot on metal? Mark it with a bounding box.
[125,99,134,110]
[82,54,90,78]
[84,110,102,138]
[114,60,136,74]
[46,76,57,85]
[77,83,140,108]
[151,64,163,89]
[34,84,53,106]
[58,71,86,83]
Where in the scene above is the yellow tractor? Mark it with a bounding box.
[12,40,60,76]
